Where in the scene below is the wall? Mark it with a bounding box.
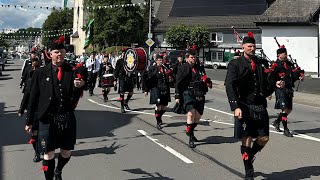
[261,26,318,73]
[71,0,86,55]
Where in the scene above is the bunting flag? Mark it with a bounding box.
[63,0,68,8]
[0,2,147,10]
[84,19,94,49]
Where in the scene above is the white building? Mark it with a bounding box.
[70,0,86,55]
[256,0,320,74]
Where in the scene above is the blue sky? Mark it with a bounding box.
[0,0,74,30]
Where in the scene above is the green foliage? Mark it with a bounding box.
[0,38,9,47]
[83,0,149,49]
[42,9,73,46]
[165,25,191,48]
[165,25,210,48]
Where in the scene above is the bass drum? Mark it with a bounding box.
[123,47,147,72]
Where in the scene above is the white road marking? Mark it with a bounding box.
[204,106,320,142]
[137,130,193,164]
[88,99,320,143]
[205,106,233,116]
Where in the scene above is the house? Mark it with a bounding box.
[255,0,320,73]
[154,0,274,62]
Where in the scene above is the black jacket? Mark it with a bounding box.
[225,56,276,111]
[175,63,207,99]
[26,62,85,125]
[145,65,170,92]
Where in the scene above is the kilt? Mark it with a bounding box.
[183,89,205,115]
[274,88,293,110]
[149,87,171,106]
[119,78,134,93]
[38,112,77,153]
[234,105,269,139]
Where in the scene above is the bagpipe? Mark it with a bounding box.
[232,26,274,70]
[273,37,305,90]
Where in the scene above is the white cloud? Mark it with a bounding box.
[0,0,74,30]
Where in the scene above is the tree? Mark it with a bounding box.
[83,0,148,50]
[165,25,210,49]
[165,25,191,48]
[0,38,9,47]
[42,9,73,47]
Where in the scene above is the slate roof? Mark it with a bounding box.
[155,0,267,32]
[256,0,320,24]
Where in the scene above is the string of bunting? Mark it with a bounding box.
[0,31,73,39]
[2,28,75,34]
[0,2,147,10]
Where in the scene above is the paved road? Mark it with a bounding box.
[1,59,320,180]
[205,68,320,95]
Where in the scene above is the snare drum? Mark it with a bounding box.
[101,74,115,87]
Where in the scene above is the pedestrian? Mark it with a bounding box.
[225,32,278,179]
[20,51,38,88]
[18,57,41,163]
[175,51,212,148]
[86,51,100,96]
[271,45,304,137]
[113,48,134,113]
[25,36,86,180]
[144,55,172,129]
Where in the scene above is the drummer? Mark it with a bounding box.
[100,55,113,101]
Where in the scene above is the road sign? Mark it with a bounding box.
[145,38,155,47]
[148,33,153,39]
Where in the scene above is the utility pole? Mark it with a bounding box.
[148,0,152,56]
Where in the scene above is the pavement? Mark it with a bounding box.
[1,59,320,180]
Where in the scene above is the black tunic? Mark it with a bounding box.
[225,56,276,138]
[145,65,171,105]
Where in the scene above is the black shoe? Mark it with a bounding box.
[284,129,293,137]
[124,103,131,110]
[272,120,282,132]
[54,169,62,180]
[103,96,108,102]
[188,136,196,148]
[33,153,41,163]
[121,106,126,113]
[89,93,93,96]
[245,169,254,180]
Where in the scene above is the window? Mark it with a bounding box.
[210,32,223,42]
[211,51,224,61]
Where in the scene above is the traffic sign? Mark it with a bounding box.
[145,38,155,47]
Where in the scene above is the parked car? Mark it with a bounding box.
[204,60,229,69]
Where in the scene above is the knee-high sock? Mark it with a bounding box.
[56,154,71,171]
[42,159,55,180]
[125,94,133,104]
[30,135,38,153]
[155,110,162,122]
[120,94,124,106]
[280,113,289,130]
[241,146,253,170]
[251,140,264,157]
[275,113,282,124]
[186,123,195,135]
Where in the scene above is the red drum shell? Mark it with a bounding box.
[102,74,115,87]
[134,48,147,71]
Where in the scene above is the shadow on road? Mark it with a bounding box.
[256,166,320,180]
[72,142,126,157]
[196,135,239,145]
[293,127,320,134]
[123,168,174,180]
